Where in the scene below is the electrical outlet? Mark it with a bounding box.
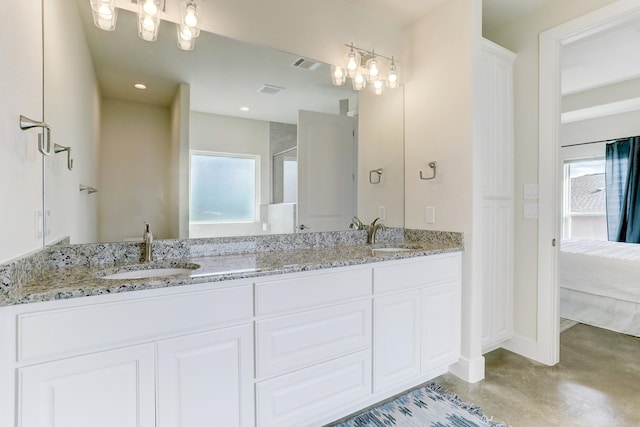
[34,210,43,239]
[378,206,386,221]
[425,207,436,224]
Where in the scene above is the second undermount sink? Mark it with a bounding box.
[371,245,422,252]
[97,263,200,280]
[371,247,414,252]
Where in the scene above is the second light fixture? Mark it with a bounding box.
[331,43,401,95]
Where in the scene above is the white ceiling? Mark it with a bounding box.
[561,19,640,95]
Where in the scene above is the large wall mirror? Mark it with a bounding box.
[43,0,405,245]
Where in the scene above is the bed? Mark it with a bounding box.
[559,239,640,337]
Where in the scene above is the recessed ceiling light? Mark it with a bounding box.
[134,83,147,90]
[240,106,250,112]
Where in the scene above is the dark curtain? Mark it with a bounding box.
[605,137,640,243]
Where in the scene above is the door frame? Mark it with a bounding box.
[538,0,640,365]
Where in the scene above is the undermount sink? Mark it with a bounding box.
[97,263,200,280]
[371,247,412,252]
[371,247,417,252]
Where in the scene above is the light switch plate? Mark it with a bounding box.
[425,207,436,224]
[524,203,539,219]
[524,183,539,200]
[378,206,386,221]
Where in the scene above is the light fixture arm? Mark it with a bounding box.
[343,43,398,63]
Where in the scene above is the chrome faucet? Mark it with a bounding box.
[367,218,386,244]
[349,216,366,230]
[143,222,153,262]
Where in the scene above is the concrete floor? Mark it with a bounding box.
[434,324,640,426]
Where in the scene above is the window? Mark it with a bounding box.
[190,152,259,223]
[562,158,607,240]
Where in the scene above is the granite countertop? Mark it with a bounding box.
[11,240,462,306]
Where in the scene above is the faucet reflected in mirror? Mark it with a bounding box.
[40,0,405,247]
[350,217,386,244]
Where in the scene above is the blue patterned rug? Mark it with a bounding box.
[329,383,507,427]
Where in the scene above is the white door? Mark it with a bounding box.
[373,290,421,392]
[156,325,254,427]
[18,344,156,427]
[297,110,356,232]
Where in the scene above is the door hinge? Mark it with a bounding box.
[552,238,557,247]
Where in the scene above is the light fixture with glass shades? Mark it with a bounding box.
[90,0,118,31]
[89,0,203,51]
[331,43,401,95]
[176,0,202,50]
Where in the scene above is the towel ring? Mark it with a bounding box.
[369,168,383,184]
[420,161,437,180]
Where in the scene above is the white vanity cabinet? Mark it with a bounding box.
[2,283,255,427]
[373,254,462,392]
[0,251,463,427]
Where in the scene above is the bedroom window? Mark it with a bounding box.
[190,152,259,223]
[562,158,607,240]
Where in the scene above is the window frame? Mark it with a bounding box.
[189,150,261,225]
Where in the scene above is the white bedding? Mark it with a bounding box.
[560,239,640,303]
[560,239,640,336]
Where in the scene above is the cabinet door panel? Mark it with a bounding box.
[19,345,155,427]
[373,290,421,392]
[157,325,254,427]
[422,282,461,373]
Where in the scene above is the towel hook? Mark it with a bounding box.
[419,161,437,180]
[19,115,53,156]
[369,168,383,184]
[54,144,74,171]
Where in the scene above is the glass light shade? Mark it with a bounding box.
[367,56,380,81]
[330,65,346,86]
[373,78,385,95]
[90,0,117,31]
[177,24,197,50]
[387,59,401,89]
[352,70,366,91]
[181,1,201,37]
[345,47,361,79]
[138,0,162,41]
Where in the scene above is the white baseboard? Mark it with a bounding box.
[502,334,538,361]
[448,355,485,383]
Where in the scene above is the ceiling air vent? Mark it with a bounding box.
[258,84,286,95]
[291,57,322,71]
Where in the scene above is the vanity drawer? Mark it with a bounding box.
[256,350,371,427]
[373,253,460,294]
[255,268,371,316]
[16,285,252,363]
[256,299,371,379]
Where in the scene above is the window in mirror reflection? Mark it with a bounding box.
[190,152,259,223]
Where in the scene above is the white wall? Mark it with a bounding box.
[98,99,172,242]
[169,84,190,239]
[44,0,101,245]
[485,0,618,350]
[0,0,44,263]
[189,112,270,237]
[357,87,405,227]
[404,0,483,381]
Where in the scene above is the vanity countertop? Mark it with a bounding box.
[8,240,462,306]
